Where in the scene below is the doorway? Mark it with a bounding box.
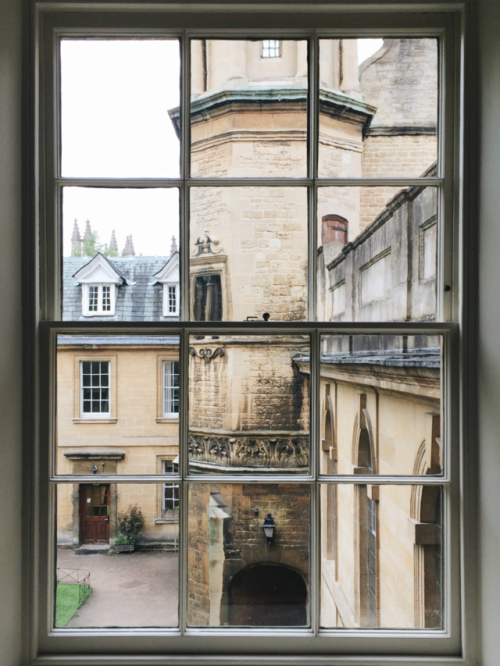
[228,564,307,626]
[80,484,110,544]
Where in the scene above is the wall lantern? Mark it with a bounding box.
[262,513,276,545]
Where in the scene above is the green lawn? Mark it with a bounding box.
[55,583,92,627]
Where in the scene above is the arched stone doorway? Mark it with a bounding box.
[228,564,307,626]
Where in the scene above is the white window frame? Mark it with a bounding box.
[82,283,117,316]
[163,282,179,317]
[163,360,180,418]
[32,4,472,665]
[79,360,111,418]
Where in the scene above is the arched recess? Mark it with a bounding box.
[353,394,378,628]
[228,563,307,626]
[321,385,337,563]
[410,414,442,628]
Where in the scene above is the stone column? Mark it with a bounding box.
[295,40,308,86]
[191,39,205,98]
[340,39,361,99]
[208,40,248,91]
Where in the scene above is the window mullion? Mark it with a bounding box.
[179,327,190,634]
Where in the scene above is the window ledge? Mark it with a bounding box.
[154,517,179,524]
[156,416,180,423]
[73,417,117,424]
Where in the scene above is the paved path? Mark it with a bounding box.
[57,549,178,628]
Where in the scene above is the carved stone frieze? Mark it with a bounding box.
[189,347,225,363]
[188,433,309,470]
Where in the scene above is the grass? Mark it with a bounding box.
[55,583,92,627]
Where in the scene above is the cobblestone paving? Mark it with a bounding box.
[57,549,178,628]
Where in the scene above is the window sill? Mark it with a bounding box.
[156,416,180,423]
[154,517,179,524]
[73,417,117,424]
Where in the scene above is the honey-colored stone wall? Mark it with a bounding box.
[56,344,179,546]
[189,338,310,432]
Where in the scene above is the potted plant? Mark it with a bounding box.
[113,504,145,553]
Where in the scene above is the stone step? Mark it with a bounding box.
[74,544,110,555]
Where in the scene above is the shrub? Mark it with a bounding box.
[116,504,145,545]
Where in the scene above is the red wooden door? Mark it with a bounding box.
[80,484,110,544]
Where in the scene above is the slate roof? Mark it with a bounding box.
[294,347,441,369]
[63,255,175,321]
[57,335,179,346]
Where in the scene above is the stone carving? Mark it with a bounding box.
[188,433,309,470]
[235,438,271,466]
[189,347,225,363]
[193,231,222,256]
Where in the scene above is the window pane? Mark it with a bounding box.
[188,483,310,627]
[317,186,438,322]
[189,335,310,474]
[56,335,180,475]
[190,187,308,321]
[189,40,307,178]
[62,188,179,321]
[61,39,180,178]
[318,38,438,178]
[321,484,443,628]
[55,483,179,628]
[318,334,442,475]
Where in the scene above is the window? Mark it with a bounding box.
[168,285,177,313]
[162,461,180,512]
[163,360,180,417]
[80,361,110,417]
[262,39,281,58]
[88,285,98,312]
[85,284,114,315]
[35,5,465,664]
[192,274,222,321]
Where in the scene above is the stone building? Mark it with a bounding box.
[56,37,441,628]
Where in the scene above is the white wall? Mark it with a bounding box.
[0,1,500,664]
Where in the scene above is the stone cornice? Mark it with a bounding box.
[169,87,376,137]
[63,450,126,461]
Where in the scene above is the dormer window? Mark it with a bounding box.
[262,40,281,58]
[84,284,116,316]
[72,253,132,318]
[168,285,178,314]
[151,252,180,318]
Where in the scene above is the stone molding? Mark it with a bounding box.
[188,432,309,470]
[189,347,224,363]
[63,450,125,460]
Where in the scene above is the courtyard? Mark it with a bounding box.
[57,549,179,628]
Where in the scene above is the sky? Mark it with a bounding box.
[61,38,383,257]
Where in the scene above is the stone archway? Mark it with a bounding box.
[228,564,307,627]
